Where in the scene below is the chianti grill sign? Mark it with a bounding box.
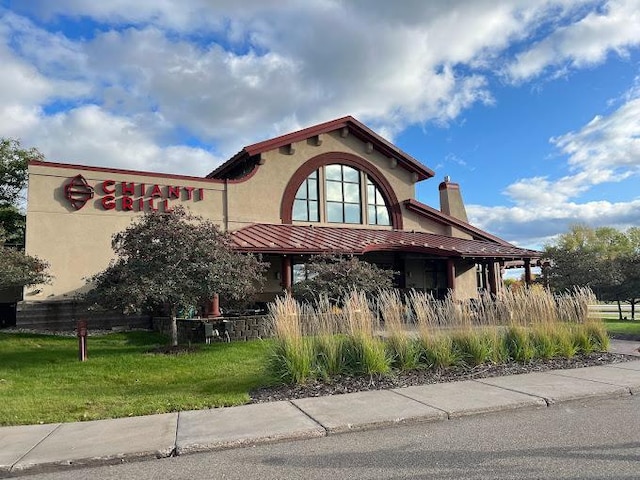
[64,174,94,210]
[63,174,204,212]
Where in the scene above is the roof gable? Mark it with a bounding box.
[208,116,435,181]
[403,199,513,246]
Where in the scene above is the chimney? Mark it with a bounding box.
[439,176,468,222]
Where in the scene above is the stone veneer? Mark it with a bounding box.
[152,316,272,344]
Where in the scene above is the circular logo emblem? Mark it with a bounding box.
[64,174,94,210]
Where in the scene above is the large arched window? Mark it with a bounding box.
[292,163,391,226]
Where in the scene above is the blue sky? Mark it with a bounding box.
[1,1,639,250]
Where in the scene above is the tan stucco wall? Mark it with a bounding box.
[25,129,482,302]
[226,131,419,229]
[453,261,479,301]
[26,163,225,300]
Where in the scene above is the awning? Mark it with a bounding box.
[231,224,541,260]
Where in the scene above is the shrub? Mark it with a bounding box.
[315,334,347,379]
[268,288,609,384]
[504,326,536,363]
[346,334,391,375]
[420,334,461,369]
[584,321,610,351]
[451,329,492,366]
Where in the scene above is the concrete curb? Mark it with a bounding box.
[2,359,640,478]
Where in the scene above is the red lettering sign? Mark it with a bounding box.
[102,180,116,194]
[66,175,204,212]
[101,195,116,210]
[122,182,135,195]
[121,196,134,211]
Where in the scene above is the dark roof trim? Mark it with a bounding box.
[403,199,513,247]
[208,116,435,180]
[29,160,227,184]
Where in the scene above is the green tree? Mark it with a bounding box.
[85,207,268,346]
[0,227,50,289]
[293,254,396,304]
[0,138,45,247]
[544,225,640,319]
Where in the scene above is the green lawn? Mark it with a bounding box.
[0,331,276,426]
[603,319,640,339]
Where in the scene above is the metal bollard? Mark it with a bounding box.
[77,320,88,361]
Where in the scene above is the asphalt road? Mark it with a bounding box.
[22,395,640,480]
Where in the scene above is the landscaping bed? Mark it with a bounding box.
[250,351,634,403]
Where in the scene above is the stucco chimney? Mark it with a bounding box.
[439,176,469,222]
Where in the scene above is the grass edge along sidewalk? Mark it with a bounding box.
[0,331,276,426]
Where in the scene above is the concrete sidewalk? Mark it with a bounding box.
[2,356,640,477]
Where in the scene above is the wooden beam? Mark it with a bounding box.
[447,258,456,291]
[524,258,533,285]
[281,256,292,293]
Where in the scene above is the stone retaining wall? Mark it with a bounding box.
[16,301,152,331]
[152,315,272,343]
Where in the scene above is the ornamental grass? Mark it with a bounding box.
[268,286,608,385]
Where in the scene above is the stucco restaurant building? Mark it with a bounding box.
[21,116,540,321]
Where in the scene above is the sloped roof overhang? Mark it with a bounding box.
[208,116,435,181]
[231,224,541,260]
[403,198,512,246]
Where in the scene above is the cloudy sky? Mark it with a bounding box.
[1,0,639,249]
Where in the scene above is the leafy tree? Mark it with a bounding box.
[544,225,640,319]
[0,138,45,247]
[85,207,268,345]
[0,206,26,247]
[0,227,50,289]
[293,254,396,303]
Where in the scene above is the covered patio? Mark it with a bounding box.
[231,223,542,300]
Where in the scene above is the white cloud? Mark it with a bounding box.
[551,97,640,171]
[33,105,222,176]
[505,0,640,82]
[470,84,640,248]
[469,197,640,249]
[3,0,608,163]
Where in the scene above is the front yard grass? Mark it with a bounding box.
[0,331,275,426]
[603,319,640,339]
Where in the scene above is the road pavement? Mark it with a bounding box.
[15,395,640,479]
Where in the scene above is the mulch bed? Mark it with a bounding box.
[250,352,635,403]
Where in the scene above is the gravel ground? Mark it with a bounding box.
[249,352,636,403]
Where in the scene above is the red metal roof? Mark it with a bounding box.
[208,116,435,181]
[231,224,541,259]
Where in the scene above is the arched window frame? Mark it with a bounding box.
[282,152,403,229]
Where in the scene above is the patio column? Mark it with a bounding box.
[446,258,456,291]
[524,258,533,285]
[281,256,292,293]
[209,293,221,318]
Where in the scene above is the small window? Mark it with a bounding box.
[292,170,319,222]
[366,178,390,226]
